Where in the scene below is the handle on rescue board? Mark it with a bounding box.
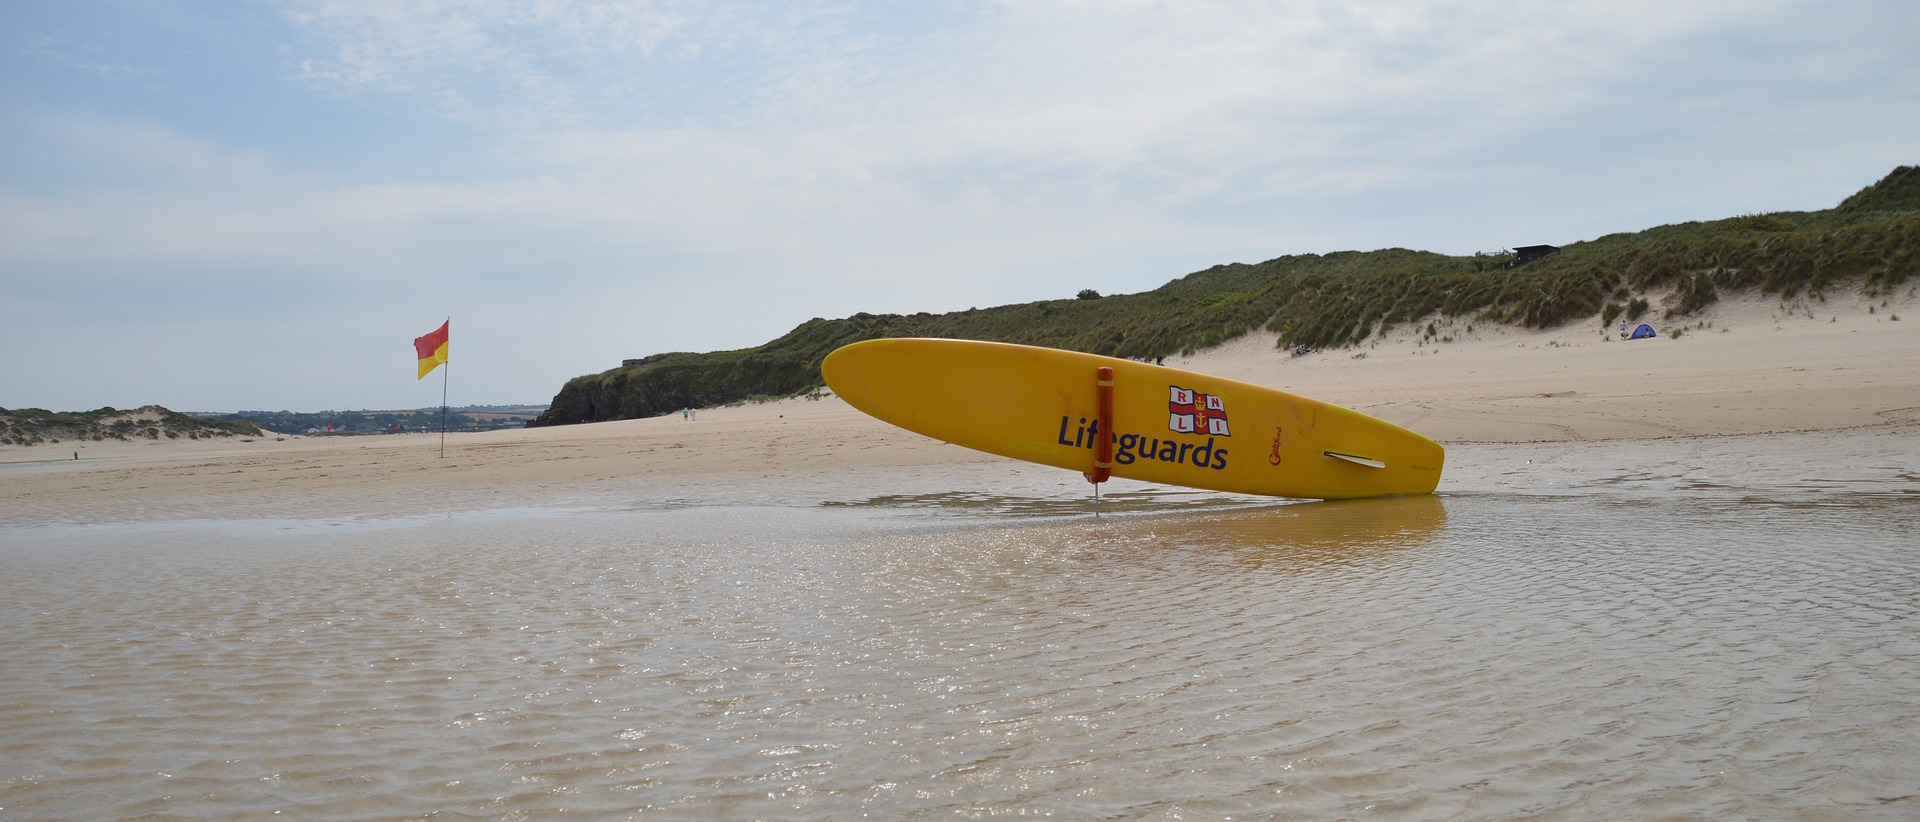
[1085,366,1114,484]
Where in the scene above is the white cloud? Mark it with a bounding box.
[3,0,1913,410]
[13,30,159,82]
[268,0,1910,204]
[287,0,742,130]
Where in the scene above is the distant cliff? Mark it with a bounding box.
[1,405,263,446]
[532,166,1919,427]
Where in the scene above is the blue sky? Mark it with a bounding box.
[2,0,1914,413]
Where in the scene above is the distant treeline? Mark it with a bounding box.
[215,405,544,435]
[532,166,1919,428]
[2,405,262,446]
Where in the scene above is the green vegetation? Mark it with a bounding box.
[1720,213,1797,233]
[1,406,261,446]
[532,167,1920,427]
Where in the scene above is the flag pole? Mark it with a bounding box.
[440,316,449,458]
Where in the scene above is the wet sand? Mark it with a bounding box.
[4,455,1916,818]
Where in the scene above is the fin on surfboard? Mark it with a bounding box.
[1324,451,1387,469]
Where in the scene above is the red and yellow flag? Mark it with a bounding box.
[414,320,449,379]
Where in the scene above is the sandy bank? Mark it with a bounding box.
[4,292,1916,525]
[1172,290,1920,441]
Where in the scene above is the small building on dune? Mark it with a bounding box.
[1513,244,1560,264]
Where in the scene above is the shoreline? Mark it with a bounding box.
[5,292,1916,526]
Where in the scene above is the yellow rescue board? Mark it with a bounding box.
[822,338,1444,500]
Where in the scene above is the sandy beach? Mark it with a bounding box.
[7,292,1920,820]
[5,291,1916,525]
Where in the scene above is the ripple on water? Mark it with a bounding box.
[2,495,1917,818]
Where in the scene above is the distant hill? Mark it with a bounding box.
[531,166,1919,428]
[212,405,546,436]
[1,406,263,446]
[0,405,551,445]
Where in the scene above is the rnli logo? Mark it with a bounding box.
[1168,386,1230,436]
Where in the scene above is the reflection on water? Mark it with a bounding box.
[823,485,1264,517]
[3,492,1917,819]
[1103,494,1447,554]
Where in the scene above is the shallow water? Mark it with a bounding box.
[3,483,1918,818]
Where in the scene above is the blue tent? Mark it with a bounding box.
[1628,323,1657,340]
